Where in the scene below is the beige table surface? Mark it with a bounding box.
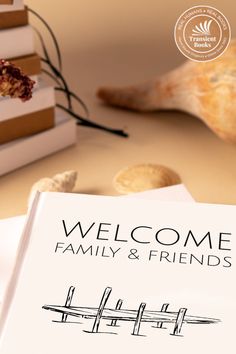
[0,0,236,218]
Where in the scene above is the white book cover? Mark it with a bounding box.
[0,79,55,122]
[0,193,234,353]
[0,0,24,13]
[0,185,194,304]
[123,184,194,202]
[0,110,76,176]
[0,25,34,59]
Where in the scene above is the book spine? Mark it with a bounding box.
[0,1,14,4]
[0,119,76,176]
[0,25,34,59]
[10,54,41,76]
[0,6,28,29]
[0,107,55,144]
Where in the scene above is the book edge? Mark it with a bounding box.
[0,118,76,176]
[0,192,41,341]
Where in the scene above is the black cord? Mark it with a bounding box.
[28,8,128,138]
[41,57,73,110]
[57,104,128,137]
[55,87,89,118]
[28,7,62,71]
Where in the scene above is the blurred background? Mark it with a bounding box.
[1,0,236,217]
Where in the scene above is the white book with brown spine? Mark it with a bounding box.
[0,109,76,176]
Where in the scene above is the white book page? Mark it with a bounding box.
[0,192,235,354]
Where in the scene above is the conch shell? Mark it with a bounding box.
[97,39,236,143]
[28,170,77,206]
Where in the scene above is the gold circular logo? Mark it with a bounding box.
[174,5,231,62]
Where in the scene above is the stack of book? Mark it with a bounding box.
[0,0,76,176]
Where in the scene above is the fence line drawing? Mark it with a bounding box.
[42,286,220,337]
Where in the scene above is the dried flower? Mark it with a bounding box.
[0,59,35,101]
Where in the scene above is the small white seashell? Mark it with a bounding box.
[28,170,77,206]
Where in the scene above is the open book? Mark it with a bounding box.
[0,192,235,353]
